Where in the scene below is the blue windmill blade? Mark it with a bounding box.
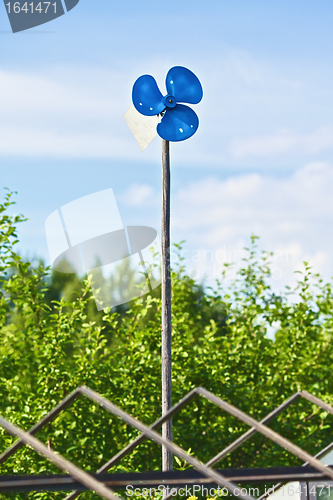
[157,104,199,142]
[165,66,203,105]
[132,75,166,116]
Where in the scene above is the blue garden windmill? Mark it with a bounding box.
[132,66,203,142]
[131,66,203,472]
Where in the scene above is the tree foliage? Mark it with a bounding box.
[1,191,333,499]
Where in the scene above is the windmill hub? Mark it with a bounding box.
[163,94,177,109]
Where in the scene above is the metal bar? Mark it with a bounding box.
[206,392,302,467]
[64,388,333,500]
[1,387,332,500]
[161,391,316,500]
[257,392,333,500]
[307,440,333,463]
[2,467,333,493]
[0,415,121,500]
[79,386,255,500]
[64,389,199,500]
[98,388,197,472]
[197,387,333,481]
[300,391,333,416]
[0,388,82,465]
[161,138,173,471]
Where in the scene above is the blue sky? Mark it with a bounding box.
[2,0,333,289]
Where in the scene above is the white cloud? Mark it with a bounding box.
[170,162,333,289]
[0,124,131,158]
[114,162,333,290]
[231,128,333,158]
[0,66,155,160]
[14,161,333,294]
[119,183,156,207]
[0,68,114,157]
[1,50,332,168]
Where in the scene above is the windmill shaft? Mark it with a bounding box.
[161,139,173,471]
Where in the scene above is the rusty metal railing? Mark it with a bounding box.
[0,387,332,500]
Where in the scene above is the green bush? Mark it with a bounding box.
[1,190,333,499]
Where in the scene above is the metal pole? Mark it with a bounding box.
[161,139,173,471]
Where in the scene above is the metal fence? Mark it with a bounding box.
[0,387,333,500]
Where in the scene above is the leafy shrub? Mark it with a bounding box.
[1,191,333,499]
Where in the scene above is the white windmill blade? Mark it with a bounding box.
[123,105,160,151]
